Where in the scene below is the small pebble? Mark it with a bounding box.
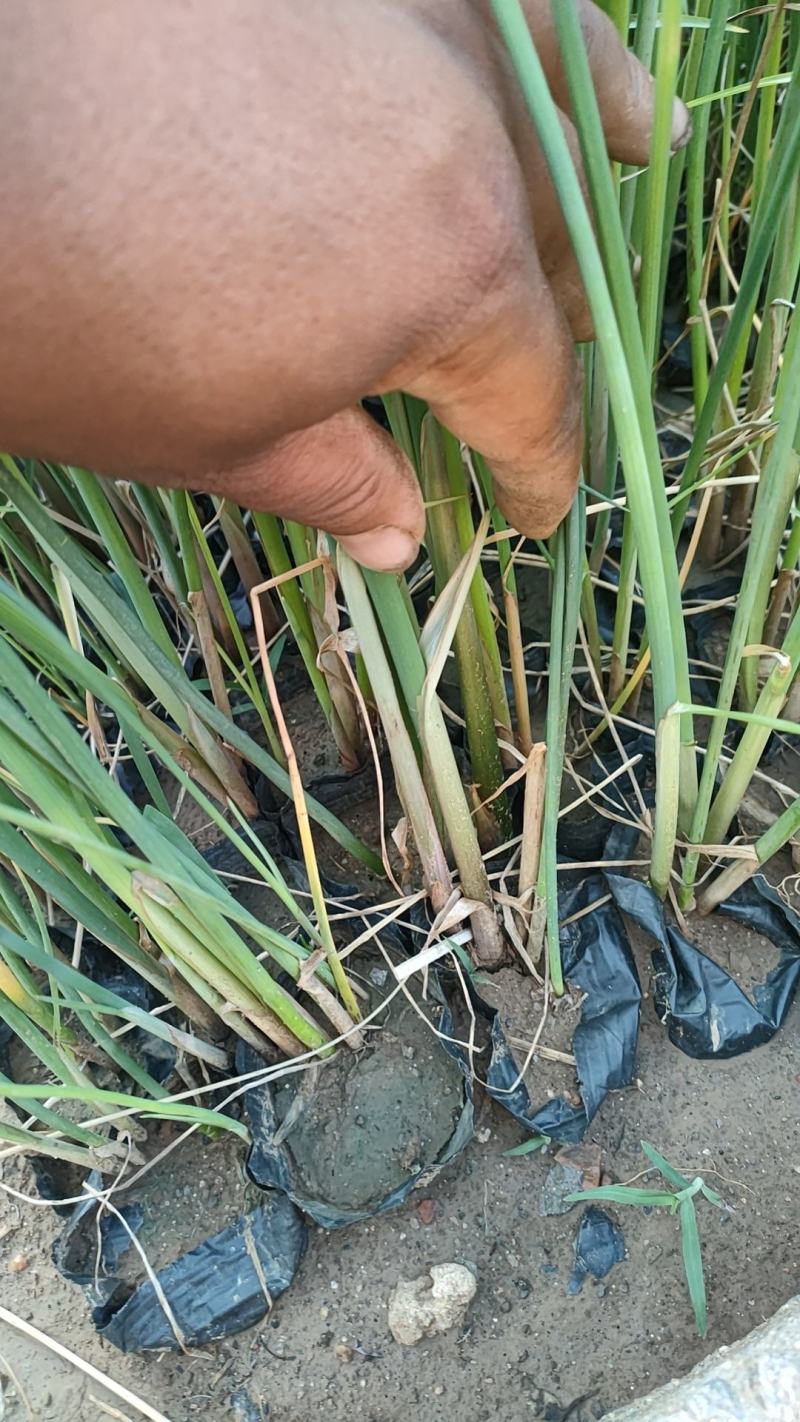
[8,1254,29,1273]
[416,1198,436,1226]
[334,1344,354,1363]
[539,1163,582,1217]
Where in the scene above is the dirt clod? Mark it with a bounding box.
[388,1263,477,1345]
[416,1198,437,1226]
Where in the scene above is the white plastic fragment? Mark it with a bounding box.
[392,929,472,984]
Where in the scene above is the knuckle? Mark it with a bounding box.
[447,145,528,302]
[416,81,530,306]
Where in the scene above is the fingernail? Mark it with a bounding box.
[338,525,419,573]
[671,97,692,152]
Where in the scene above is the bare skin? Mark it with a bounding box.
[1,1,688,571]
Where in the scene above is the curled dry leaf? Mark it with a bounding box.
[555,1141,603,1191]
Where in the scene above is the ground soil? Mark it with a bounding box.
[271,964,465,1212]
[1,692,798,1422]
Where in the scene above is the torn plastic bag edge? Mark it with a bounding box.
[49,1166,306,1353]
[470,868,642,1144]
[604,818,800,1057]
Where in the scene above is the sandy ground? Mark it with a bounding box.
[1,938,797,1422]
[1,690,798,1421]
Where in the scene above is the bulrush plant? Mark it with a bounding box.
[0,2,799,1163]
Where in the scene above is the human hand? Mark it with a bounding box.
[1,1,688,570]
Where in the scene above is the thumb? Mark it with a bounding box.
[201,407,425,573]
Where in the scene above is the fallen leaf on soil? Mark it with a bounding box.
[555,1142,603,1190]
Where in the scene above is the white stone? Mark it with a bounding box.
[387,1263,477,1346]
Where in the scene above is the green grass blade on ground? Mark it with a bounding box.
[679,1193,709,1337]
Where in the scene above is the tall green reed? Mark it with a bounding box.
[2,2,799,1059]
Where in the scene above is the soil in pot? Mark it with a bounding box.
[271,969,465,1212]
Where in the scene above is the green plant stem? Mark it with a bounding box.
[442,430,512,738]
[672,53,800,537]
[725,175,800,557]
[705,603,800,845]
[682,427,800,898]
[381,393,418,470]
[252,512,332,716]
[0,459,379,869]
[685,2,732,409]
[540,495,585,992]
[187,498,284,761]
[638,0,683,370]
[551,0,696,823]
[536,526,566,992]
[717,36,734,307]
[420,416,508,840]
[752,4,787,215]
[533,498,583,989]
[588,418,619,574]
[169,489,202,596]
[68,467,180,666]
[362,570,424,745]
[699,790,800,911]
[580,554,602,678]
[337,549,451,909]
[494,0,691,888]
[608,521,637,702]
[132,484,188,604]
[473,452,533,750]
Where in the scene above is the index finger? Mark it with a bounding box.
[403,243,582,539]
[515,0,690,165]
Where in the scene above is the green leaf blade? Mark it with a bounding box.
[504,1135,550,1157]
[565,1185,677,1209]
[679,1195,709,1338]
